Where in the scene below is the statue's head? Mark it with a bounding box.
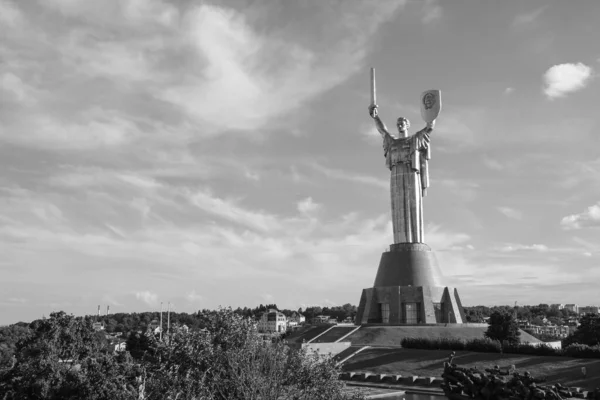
[396,117,410,137]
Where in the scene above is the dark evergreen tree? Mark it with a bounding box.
[484,311,521,344]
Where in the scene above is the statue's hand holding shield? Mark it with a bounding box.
[420,90,441,125]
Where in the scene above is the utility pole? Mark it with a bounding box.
[159,302,163,342]
[167,302,171,343]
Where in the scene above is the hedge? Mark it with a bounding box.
[400,337,600,359]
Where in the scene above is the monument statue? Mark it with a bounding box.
[354,68,465,326]
[367,68,441,244]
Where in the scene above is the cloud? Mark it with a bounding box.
[497,207,522,220]
[186,290,203,304]
[436,179,479,202]
[308,163,388,190]
[297,197,321,215]
[543,63,593,99]
[512,6,547,27]
[561,203,600,230]
[135,290,158,306]
[0,1,22,27]
[360,123,381,144]
[482,156,505,171]
[504,87,515,95]
[421,0,442,24]
[186,188,282,233]
[498,244,548,252]
[158,2,406,134]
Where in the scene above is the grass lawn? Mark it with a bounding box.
[342,348,600,390]
[345,326,541,346]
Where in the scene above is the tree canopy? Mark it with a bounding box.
[484,311,521,345]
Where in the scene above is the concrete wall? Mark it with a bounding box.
[527,340,562,349]
[356,285,466,324]
[301,341,351,357]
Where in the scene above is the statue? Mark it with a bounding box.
[367,68,441,244]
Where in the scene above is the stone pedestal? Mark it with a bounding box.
[355,243,466,325]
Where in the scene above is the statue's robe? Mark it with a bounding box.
[383,128,431,243]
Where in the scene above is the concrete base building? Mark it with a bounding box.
[355,243,466,324]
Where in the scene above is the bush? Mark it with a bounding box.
[563,343,600,359]
[465,338,502,353]
[502,342,562,356]
[401,337,466,350]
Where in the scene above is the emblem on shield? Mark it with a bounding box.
[420,90,442,123]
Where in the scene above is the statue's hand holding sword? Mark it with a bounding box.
[369,67,378,119]
[367,67,442,127]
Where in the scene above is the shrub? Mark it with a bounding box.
[401,337,466,350]
[563,343,600,359]
[502,342,562,356]
[465,338,501,353]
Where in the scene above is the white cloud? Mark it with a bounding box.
[512,6,547,27]
[436,179,479,202]
[0,1,22,27]
[186,188,281,232]
[361,123,381,144]
[422,0,442,24]
[308,162,388,190]
[543,63,593,99]
[498,244,548,252]
[482,156,505,171]
[504,87,515,95]
[297,197,320,215]
[497,207,522,220]
[186,290,203,304]
[561,203,600,229]
[0,73,39,105]
[7,297,27,304]
[159,2,405,134]
[135,290,158,306]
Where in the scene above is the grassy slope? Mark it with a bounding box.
[342,348,600,390]
[313,326,356,343]
[345,326,541,346]
[285,325,333,344]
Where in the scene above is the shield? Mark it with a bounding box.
[420,90,441,123]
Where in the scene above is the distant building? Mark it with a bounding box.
[579,306,599,315]
[92,322,105,331]
[257,309,287,333]
[311,315,339,325]
[288,312,305,326]
[550,304,565,310]
[106,339,127,352]
[564,304,578,313]
[525,324,570,339]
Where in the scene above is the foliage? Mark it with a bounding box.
[0,309,364,400]
[563,343,600,359]
[401,337,466,351]
[484,311,520,345]
[0,324,31,369]
[464,338,502,353]
[144,308,364,400]
[462,304,578,325]
[562,313,600,347]
[0,311,140,399]
[501,342,561,356]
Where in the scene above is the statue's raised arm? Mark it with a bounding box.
[368,104,392,138]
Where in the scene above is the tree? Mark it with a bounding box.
[0,311,140,399]
[484,311,521,345]
[144,308,365,400]
[563,313,600,347]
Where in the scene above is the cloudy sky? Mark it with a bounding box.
[1,0,599,325]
